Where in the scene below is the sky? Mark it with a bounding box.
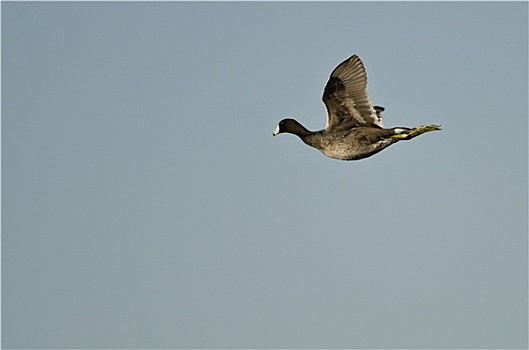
[2,2,528,349]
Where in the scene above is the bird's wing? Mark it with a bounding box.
[322,55,383,131]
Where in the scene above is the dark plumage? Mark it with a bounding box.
[272,54,441,160]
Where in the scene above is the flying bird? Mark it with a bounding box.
[272,54,440,160]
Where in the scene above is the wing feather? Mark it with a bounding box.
[322,55,383,131]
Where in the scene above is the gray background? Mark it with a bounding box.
[3,2,527,349]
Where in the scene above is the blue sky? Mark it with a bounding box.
[3,2,527,348]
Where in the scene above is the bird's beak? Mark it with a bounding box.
[272,125,280,136]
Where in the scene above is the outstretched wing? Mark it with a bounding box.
[322,55,383,131]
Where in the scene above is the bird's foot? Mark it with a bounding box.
[391,124,441,140]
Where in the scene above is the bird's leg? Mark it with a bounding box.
[391,124,441,140]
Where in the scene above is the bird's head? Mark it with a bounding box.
[272,119,305,136]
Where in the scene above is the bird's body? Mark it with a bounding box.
[275,120,407,161]
[272,54,440,161]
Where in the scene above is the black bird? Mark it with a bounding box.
[272,54,440,160]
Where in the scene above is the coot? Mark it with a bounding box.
[272,54,440,160]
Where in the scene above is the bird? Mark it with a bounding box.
[272,54,441,161]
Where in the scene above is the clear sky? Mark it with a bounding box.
[2,2,527,349]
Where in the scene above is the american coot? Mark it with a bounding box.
[273,54,441,161]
